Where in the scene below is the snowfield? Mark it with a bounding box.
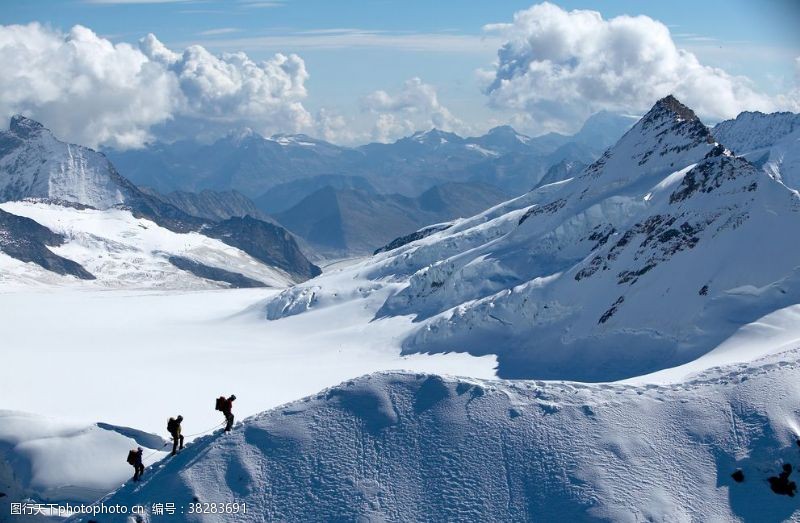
[0,285,496,512]
[71,349,800,522]
[0,201,294,289]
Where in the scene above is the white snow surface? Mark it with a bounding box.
[0,287,495,435]
[71,349,800,522]
[0,284,496,515]
[0,410,167,515]
[0,200,293,289]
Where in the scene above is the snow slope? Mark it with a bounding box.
[713,111,800,189]
[0,287,496,440]
[0,411,167,519]
[0,116,321,283]
[72,348,800,522]
[266,96,800,381]
[0,201,293,289]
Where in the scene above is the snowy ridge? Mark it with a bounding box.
[265,96,800,381]
[70,348,800,522]
[713,110,800,190]
[0,410,167,516]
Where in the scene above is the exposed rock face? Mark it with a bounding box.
[205,216,322,280]
[167,256,267,288]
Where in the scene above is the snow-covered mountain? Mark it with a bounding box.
[713,110,800,189]
[0,116,320,286]
[266,95,800,381]
[70,348,800,521]
[0,201,297,288]
[0,116,135,208]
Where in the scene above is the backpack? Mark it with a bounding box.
[215,396,226,411]
[167,417,178,434]
[126,450,138,465]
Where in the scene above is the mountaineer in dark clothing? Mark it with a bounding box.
[769,463,797,496]
[216,395,237,432]
[127,447,145,481]
[167,415,184,455]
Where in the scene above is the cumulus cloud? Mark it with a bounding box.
[0,23,312,148]
[140,33,312,136]
[482,2,794,133]
[361,77,466,142]
[313,108,357,143]
[0,23,176,148]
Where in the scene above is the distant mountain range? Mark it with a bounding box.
[102,111,636,257]
[105,111,637,203]
[0,116,320,286]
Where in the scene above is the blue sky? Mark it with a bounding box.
[0,0,798,146]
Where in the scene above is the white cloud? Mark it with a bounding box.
[482,2,795,133]
[0,24,312,148]
[361,77,466,142]
[197,28,243,37]
[141,34,312,135]
[238,1,285,8]
[313,108,360,144]
[0,23,177,148]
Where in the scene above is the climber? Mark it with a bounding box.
[216,395,237,432]
[127,447,145,481]
[167,415,184,455]
[768,463,797,497]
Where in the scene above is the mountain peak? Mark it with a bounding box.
[9,115,46,137]
[649,95,698,123]
[486,125,518,136]
[410,128,462,144]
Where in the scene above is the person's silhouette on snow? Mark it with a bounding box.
[769,463,797,497]
[167,415,184,455]
[216,395,236,432]
[127,447,145,481]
